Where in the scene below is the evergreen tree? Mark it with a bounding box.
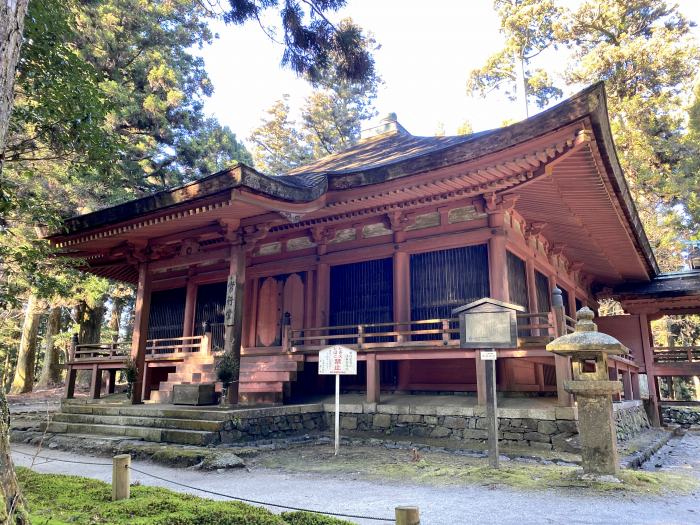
[250,20,380,174]
[468,0,700,270]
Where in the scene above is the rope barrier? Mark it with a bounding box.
[11,447,394,523]
[128,465,394,522]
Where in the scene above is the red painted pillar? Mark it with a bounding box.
[640,313,661,426]
[393,249,410,389]
[479,211,509,405]
[525,258,537,313]
[182,278,197,338]
[315,262,330,328]
[487,218,509,302]
[130,262,152,404]
[366,353,380,403]
[224,243,246,404]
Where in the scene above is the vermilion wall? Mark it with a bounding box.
[596,315,645,365]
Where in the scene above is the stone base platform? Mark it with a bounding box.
[44,394,649,451]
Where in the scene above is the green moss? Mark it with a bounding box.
[257,446,698,495]
[150,447,212,467]
[16,468,350,525]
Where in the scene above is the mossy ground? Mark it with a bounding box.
[16,468,352,525]
[255,444,697,495]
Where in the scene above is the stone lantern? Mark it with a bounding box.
[546,307,629,477]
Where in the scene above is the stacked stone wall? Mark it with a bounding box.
[217,400,650,449]
[662,405,700,426]
[613,401,649,440]
[219,405,326,443]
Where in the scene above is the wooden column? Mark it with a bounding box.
[64,333,78,399]
[631,372,641,400]
[487,230,508,302]
[481,209,507,406]
[130,262,152,405]
[182,278,197,338]
[621,369,633,401]
[567,287,577,318]
[393,249,410,388]
[223,242,246,405]
[107,369,117,394]
[89,364,102,399]
[315,262,330,328]
[639,313,661,426]
[366,352,380,403]
[525,258,537,313]
[551,287,573,406]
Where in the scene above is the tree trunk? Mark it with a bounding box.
[76,298,106,388]
[1,389,27,524]
[36,307,63,388]
[109,296,124,339]
[78,298,105,345]
[1,0,31,520]
[10,296,40,394]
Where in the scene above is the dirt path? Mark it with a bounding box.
[11,441,700,525]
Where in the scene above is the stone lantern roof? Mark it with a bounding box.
[546,307,629,358]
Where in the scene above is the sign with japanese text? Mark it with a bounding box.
[319,345,357,375]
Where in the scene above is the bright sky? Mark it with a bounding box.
[197,0,700,144]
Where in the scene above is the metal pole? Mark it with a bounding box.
[335,373,340,456]
[485,350,499,468]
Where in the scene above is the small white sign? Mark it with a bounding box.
[480,350,498,361]
[319,345,357,375]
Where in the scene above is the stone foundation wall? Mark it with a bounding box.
[321,402,581,452]
[613,401,649,440]
[662,405,700,426]
[219,404,326,443]
[216,400,650,449]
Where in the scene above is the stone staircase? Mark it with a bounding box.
[147,355,219,404]
[145,352,306,406]
[239,353,305,405]
[44,403,227,445]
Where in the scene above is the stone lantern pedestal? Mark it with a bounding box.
[547,307,629,477]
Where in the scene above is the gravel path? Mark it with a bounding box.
[11,441,700,525]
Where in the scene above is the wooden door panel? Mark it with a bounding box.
[283,273,305,331]
[257,277,282,347]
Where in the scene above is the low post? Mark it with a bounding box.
[395,506,420,525]
[112,454,131,501]
[547,308,629,478]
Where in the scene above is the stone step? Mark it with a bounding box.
[167,371,217,383]
[240,371,295,382]
[45,421,218,446]
[146,390,172,403]
[240,361,301,372]
[239,381,284,393]
[52,412,224,432]
[241,354,304,363]
[61,403,234,421]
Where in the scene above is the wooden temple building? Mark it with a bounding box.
[47,83,700,425]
